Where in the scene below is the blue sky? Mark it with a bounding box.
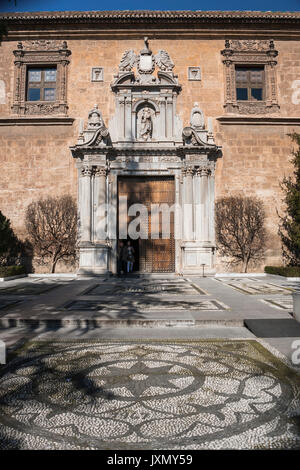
[0,0,299,13]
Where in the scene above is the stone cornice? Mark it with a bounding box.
[70,145,222,159]
[1,11,300,23]
[1,11,300,40]
[0,117,75,126]
[216,116,300,125]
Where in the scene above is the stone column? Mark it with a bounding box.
[94,166,107,242]
[202,168,210,242]
[166,95,173,138]
[118,97,125,138]
[159,97,166,139]
[194,168,202,241]
[194,167,210,242]
[79,165,92,243]
[182,166,194,241]
[208,166,215,244]
[125,97,132,140]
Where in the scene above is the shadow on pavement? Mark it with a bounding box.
[245,318,300,338]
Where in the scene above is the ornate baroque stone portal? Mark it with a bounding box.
[70,39,221,275]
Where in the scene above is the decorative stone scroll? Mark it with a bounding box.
[221,39,279,115]
[12,40,71,116]
[75,105,110,148]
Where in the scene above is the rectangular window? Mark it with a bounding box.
[235,66,264,101]
[26,67,57,101]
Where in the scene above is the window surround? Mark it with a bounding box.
[221,39,279,115]
[12,40,71,116]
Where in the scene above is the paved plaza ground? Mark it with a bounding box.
[0,274,299,449]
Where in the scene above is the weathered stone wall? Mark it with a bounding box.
[0,36,299,272]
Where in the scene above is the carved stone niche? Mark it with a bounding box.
[136,102,155,141]
[109,37,183,144]
[12,40,71,116]
[221,39,279,115]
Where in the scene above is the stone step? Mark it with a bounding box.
[0,317,243,329]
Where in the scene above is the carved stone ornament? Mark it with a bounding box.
[81,165,93,177]
[12,40,71,116]
[190,103,204,130]
[119,50,138,72]
[188,67,201,81]
[155,50,175,72]
[22,40,69,51]
[116,37,176,85]
[94,166,107,177]
[91,67,104,82]
[182,104,221,161]
[75,105,110,148]
[221,39,279,115]
[110,38,182,143]
[87,104,103,129]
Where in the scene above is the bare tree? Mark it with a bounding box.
[215,196,266,273]
[25,195,77,273]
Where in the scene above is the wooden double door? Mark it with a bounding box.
[118,176,175,273]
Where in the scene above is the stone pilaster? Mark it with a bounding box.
[182,166,194,241]
[79,165,92,244]
[94,166,107,242]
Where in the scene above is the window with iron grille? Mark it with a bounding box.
[27,67,57,102]
[235,66,264,101]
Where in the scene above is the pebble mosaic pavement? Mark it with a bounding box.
[0,339,299,450]
[64,299,228,312]
[80,281,207,297]
[215,278,292,295]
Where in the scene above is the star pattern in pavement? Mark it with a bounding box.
[99,360,181,397]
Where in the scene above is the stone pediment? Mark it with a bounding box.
[112,70,179,89]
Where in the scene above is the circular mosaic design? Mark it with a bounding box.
[0,340,299,449]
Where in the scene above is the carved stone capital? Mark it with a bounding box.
[81,165,93,177]
[182,165,195,177]
[94,166,107,177]
[195,167,211,177]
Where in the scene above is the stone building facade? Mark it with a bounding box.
[0,11,299,274]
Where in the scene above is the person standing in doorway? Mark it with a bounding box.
[117,241,124,276]
[122,241,128,275]
[127,240,135,273]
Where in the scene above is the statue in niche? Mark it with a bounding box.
[139,107,153,141]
